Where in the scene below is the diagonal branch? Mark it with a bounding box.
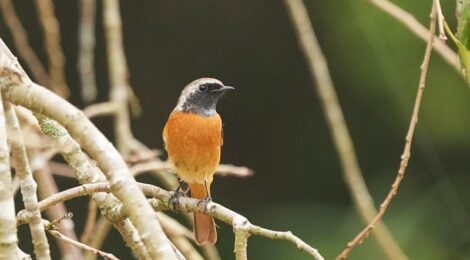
[368,0,459,73]
[337,1,438,258]
[0,0,49,86]
[283,0,406,259]
[45,219,119,260]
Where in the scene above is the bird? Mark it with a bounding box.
[162,78,234,245]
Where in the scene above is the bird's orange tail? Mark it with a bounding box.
[189,183,217,245]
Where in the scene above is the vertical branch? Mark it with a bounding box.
[157,212,204,260]
[80,198,97,244]
[233,230,249,260]
[34,0,69,98]
[84,216,113,260]
[337,2,437,259]
[35,167,83,259]
[4,102,51,260]
[283,0,407,259]
[0,0,49,85]
[78,0,97,103]
[103,0,135,156]
[0,92,18,259]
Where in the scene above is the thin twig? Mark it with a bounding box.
[434,0,446,42]
[5,102,51,259]
[34,0,69,97]
[0,0,49,85]
[283,0,406,259]
[34,167,83,259]
[368,0,459,73]
[130,159,253,178]
[79,0,98,103]
[45,220,119,260]
[337,2,437,259]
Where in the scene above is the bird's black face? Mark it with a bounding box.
[175,78,234,116]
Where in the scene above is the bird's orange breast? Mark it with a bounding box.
[163,111,222,184]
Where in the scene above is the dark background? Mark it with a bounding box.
[2,0,470,259]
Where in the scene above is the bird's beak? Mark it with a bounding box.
[212,85,235,93]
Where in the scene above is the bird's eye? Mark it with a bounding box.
[198,84,208,93]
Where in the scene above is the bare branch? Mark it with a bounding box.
[18,182,325,260]
[131,159,253,178]
[0,40,177,259]
[0,0,49,85]
[337,2,437,259]
[45,220,119,260]
[369,0,459,73]
[5,102,51,259]
[35,114,149,259]
[34,0,69,97]
[283,0,406,259]
[34,167,83,259]
[157,213,204,260]
[103,0,138,156]
[80,199,98,244]
[84,216,112,260]
[434,0,446,42]
[79,0,98,102]
[83,102,118,118]
[0,90,19,259]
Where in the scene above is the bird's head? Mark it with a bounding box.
[174,78,234,116]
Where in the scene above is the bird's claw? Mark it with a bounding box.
[197,196,212,212]
[170,181,189,211]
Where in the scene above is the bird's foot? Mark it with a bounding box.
[197,196,213,212]
[170,181,189,211]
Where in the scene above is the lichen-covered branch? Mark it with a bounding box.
[35,114,149,259]
[0,91,19,259]
[0,39,177,259]
[4,102,51,259]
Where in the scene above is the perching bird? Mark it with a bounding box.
[162,78,234,245]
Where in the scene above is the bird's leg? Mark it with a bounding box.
[197,180,212,211]
[170,178,189,210]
